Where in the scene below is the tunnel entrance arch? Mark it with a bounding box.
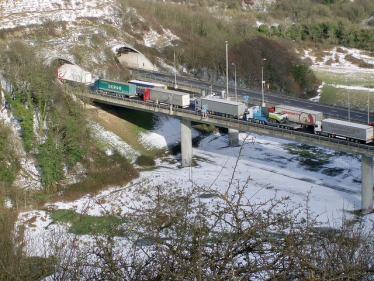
[112,44,155,71]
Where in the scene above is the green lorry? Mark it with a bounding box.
[92,78,137,98]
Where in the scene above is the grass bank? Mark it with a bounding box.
[312,68,374,115]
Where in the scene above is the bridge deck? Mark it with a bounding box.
[78,91,374,158]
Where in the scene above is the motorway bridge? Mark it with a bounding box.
[78,90,374,213]
[132,69,374,125]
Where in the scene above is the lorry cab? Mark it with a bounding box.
[195,98,202,111]
[314,120,322,134]
[244,106,260,121]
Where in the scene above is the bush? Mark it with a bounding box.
[38,135,65,190]
[135,155,156,167]
[5,93,34,152]
[0,125,20,187]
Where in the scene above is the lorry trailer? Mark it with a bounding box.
[92,79,137,98]
[245,106,302,130]
[57,63,92,85]
[195,98,246,119]
[143,88,190,108]
[314,118,374,143]
[128,80,167,97]
[271,104,323,127]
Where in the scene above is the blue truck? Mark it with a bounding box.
[244,105,302,130]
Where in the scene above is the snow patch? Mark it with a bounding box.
[89,121,140,162]
[143,28,180,48]
[138,115,199,150]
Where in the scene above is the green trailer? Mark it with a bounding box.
[92,79,137,97]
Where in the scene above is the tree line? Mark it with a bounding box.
[119,0,322,97]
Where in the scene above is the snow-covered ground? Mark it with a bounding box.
[0,0,115,30]
[54,117,365,219]
[15,112,373,257]
[304,46,374,102]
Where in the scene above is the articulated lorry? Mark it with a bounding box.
[92,79,137,98]
[195,98,246,119]
[314,119,374,143]
[271,105,324,128]
[244,106,302,130]
[57,63,92,85]
[143,88,190,108]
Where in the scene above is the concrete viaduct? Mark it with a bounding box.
[50,46,374,214]
[77,91,374,213]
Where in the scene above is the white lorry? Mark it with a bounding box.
[273,104,323,127]
[143,88,190,108]
[314,118,374,143]
[195,98,247,119]
[57,63,92,85]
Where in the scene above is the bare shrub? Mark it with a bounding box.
[303,57,313,66]
[345,54,374,69]
[334,53,340,63]
[135,155,156,167]
[325,58,334,65]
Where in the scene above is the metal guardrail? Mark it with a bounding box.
[132,74,205,94]
[85,91,374,155]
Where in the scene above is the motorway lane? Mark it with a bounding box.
[133,69,374,124]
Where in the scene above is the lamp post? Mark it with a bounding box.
[368,91,370,124]
[232,63,237,102]
[169,94,173,111]
[174,44,178,89]
[226,41,228,98]
[348,86,350,122]
[261,58,266,107]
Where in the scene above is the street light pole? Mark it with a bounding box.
[261,58,266,107]
[368,91,370,124]
[232,63,237,102]
[348,86,350,122]
[174,44,178,89]
[226,41,228,98]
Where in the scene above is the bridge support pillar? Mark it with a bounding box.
[180,118,192,167]
[228,129,239,147]
[361,155,373,213]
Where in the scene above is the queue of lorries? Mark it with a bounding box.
[54,67,374,145]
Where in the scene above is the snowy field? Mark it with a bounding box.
[15,113,374,257]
